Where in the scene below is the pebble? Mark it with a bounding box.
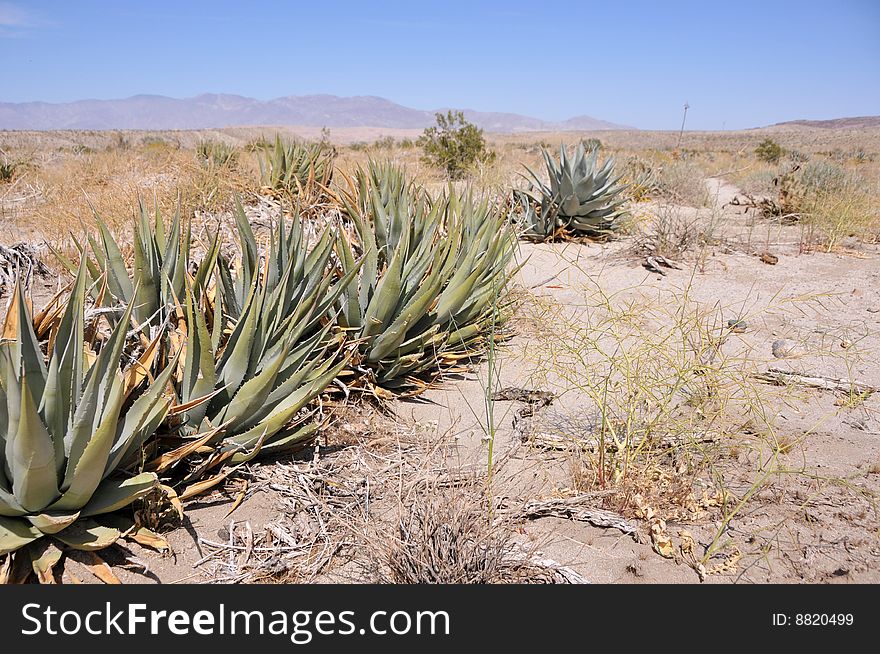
[772,339,801,359]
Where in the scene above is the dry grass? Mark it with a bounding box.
[514,267,871,563]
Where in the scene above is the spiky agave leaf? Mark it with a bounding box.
[521,142,629,239]
[167,209,360,470]
[54,200,220,329]
[0,266,168,555]
[258,135,334,198]
[335,163,517,392]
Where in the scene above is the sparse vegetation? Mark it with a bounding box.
[1,123,878,585]
[755,138,784,163]
[515,143,629,240]
[258,134,335,197]
[196,139,238,168]
[417,110,495,179]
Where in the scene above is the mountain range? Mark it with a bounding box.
[770,116,880,130]
[0,93,629,132]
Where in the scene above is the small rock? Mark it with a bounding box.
[727,318,748,333]
[772,339,801,359]
[758,251,779,265]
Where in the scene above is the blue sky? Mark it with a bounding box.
[1,0,878,129]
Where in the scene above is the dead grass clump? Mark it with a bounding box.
[629,203,720,260]
[362,489,569,584]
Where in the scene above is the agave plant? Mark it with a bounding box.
[0,266,173,557]
[519,143,629,240]
[169,206,360,469]
[196,140,238,168]
[258,135,334,198]
[55,200,221,331]
[335,162,516,392]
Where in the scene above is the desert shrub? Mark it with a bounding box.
[418,110,495,179]
[257,135,335,197]
[850,147,873,163]
[805,186,877,250]
[621,156,659,202]
[399,137,415,149]
[581,137,603,151]
[362,491,545,584]
[798,160,848,195]
[653,158,710,207]
[372,135,396,149]
[755,138,784,164]
[631,203,719,259]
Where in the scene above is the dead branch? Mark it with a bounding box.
[753,368,877,395]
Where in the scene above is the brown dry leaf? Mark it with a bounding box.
[30,541,64,584]
[168,388,225,416]
[178,464,244,501]
[76,551,122,584]
[125,527,170,553]
[122,329,163,398]
[224,480,249,518]
[159,484,185,522]
[1,285,21,339]
[649,517,675,559]
[145,427,222,473]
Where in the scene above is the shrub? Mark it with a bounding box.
[417,110,495,179]
[755,138,784,164]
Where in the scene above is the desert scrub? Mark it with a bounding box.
[623,152,709,207]
[196,139,238,168]
[417,110,495,180]
[257,134,335,198]
[801,180,879,250]
[0,157,18,183]
[516,267,848,564]
[755,138,784,164]
[514,143,629,240]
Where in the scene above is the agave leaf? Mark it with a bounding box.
[63,299,133,473]
[41,259,87,455]
[29,539,64,583]
[95,217,134,303]
[131,225,160,325]
[0,515,43,554]
[10,375,59,513]
[79,472,158,517]
[361,228,408,339]
[105,352,177,475]
[52,518,121,551]
[25,511,80,535]
[6,280,47,403]
[52,377,123,511]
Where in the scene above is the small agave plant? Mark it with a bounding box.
[0,265,173,560]
[519,143,629,240]
[258,134,334,198]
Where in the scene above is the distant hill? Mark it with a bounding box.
[770,116,880,129]
[0,93,630,133]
